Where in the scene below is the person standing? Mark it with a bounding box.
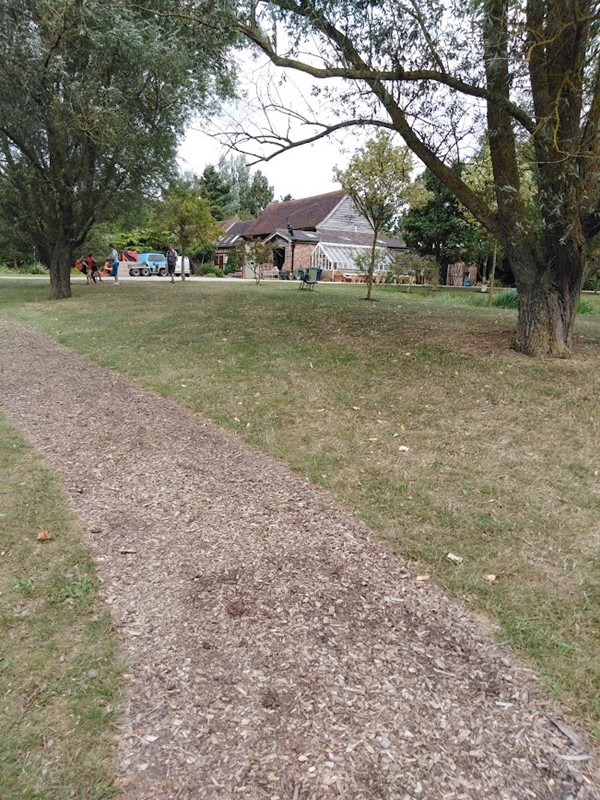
[108,243,120,285]
[166,245,178,284]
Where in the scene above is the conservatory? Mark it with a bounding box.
[310,241,392,278]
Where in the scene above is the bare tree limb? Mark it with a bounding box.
[236,18,536,134]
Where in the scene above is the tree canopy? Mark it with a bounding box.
[0,0,236,297]
[226,0,600,356]
[198,156,274,220]
[199,165,234,221]
[403,169,485,284]
[149,175,223,277]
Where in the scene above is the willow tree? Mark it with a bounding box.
[0,0,236,299]
[231,0,600,357]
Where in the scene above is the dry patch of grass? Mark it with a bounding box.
[3,279,600,737]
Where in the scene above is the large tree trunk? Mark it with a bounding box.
[515,281,580,357]
[513,236,585,357]
[48,240,74,300]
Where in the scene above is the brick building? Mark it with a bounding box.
[216,190,405,280]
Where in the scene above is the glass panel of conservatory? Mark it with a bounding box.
[311,243,392,271]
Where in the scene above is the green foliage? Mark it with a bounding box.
[224,250,238,273]
[237,240,273,283]
[387,252,438,285]
[196,264,225,277]
[0,0,237,296]
[216,254,240,275]
[0,261,48,275]
[353,248,389,279]
[150,175,222,261]
[242,171,275,217]
[577,299,595,316]
[220,155,248,211]
[584,272,600,293]
[201,155,275,220]
[489,290,595,316]
[0,195,39,268]
[402,169,483,275]
[492,289,519,309]
[199,165,234,221]
[334,132,413,234]
[335,131,413,298]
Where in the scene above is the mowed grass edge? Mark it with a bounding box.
[1,278,599,741]
[0,412,121,799]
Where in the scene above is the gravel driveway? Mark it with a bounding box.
[0,318,598,800]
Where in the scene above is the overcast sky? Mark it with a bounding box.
[178,126,350,201]
[176,52,367,202]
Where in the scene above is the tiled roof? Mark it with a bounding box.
[219,216,240,231]
[242,190,346,236]
[218,218,255,249]
[318,229,406,249]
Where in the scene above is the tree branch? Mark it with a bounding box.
[580,49,600,206]
[0,128,49,182]
[214,114,395,165]
[237,16,536,134]
[235,7,500,234]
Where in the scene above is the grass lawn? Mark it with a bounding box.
[1,277,599,744]
[0,414,121,799]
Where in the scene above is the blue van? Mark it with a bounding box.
[129,252,167,277]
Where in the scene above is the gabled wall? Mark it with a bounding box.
[320,196,373,235]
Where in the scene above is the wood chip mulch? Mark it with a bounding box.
[1,317,598,800]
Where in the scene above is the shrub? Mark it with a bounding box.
[387,252,438,285]
[0,260,44,274]
[224,252,238,275]
[491,289,519,309]
[577,299,595,315]
[19,261,47,275]
[196,264,224,277]
[487,289,593,315]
